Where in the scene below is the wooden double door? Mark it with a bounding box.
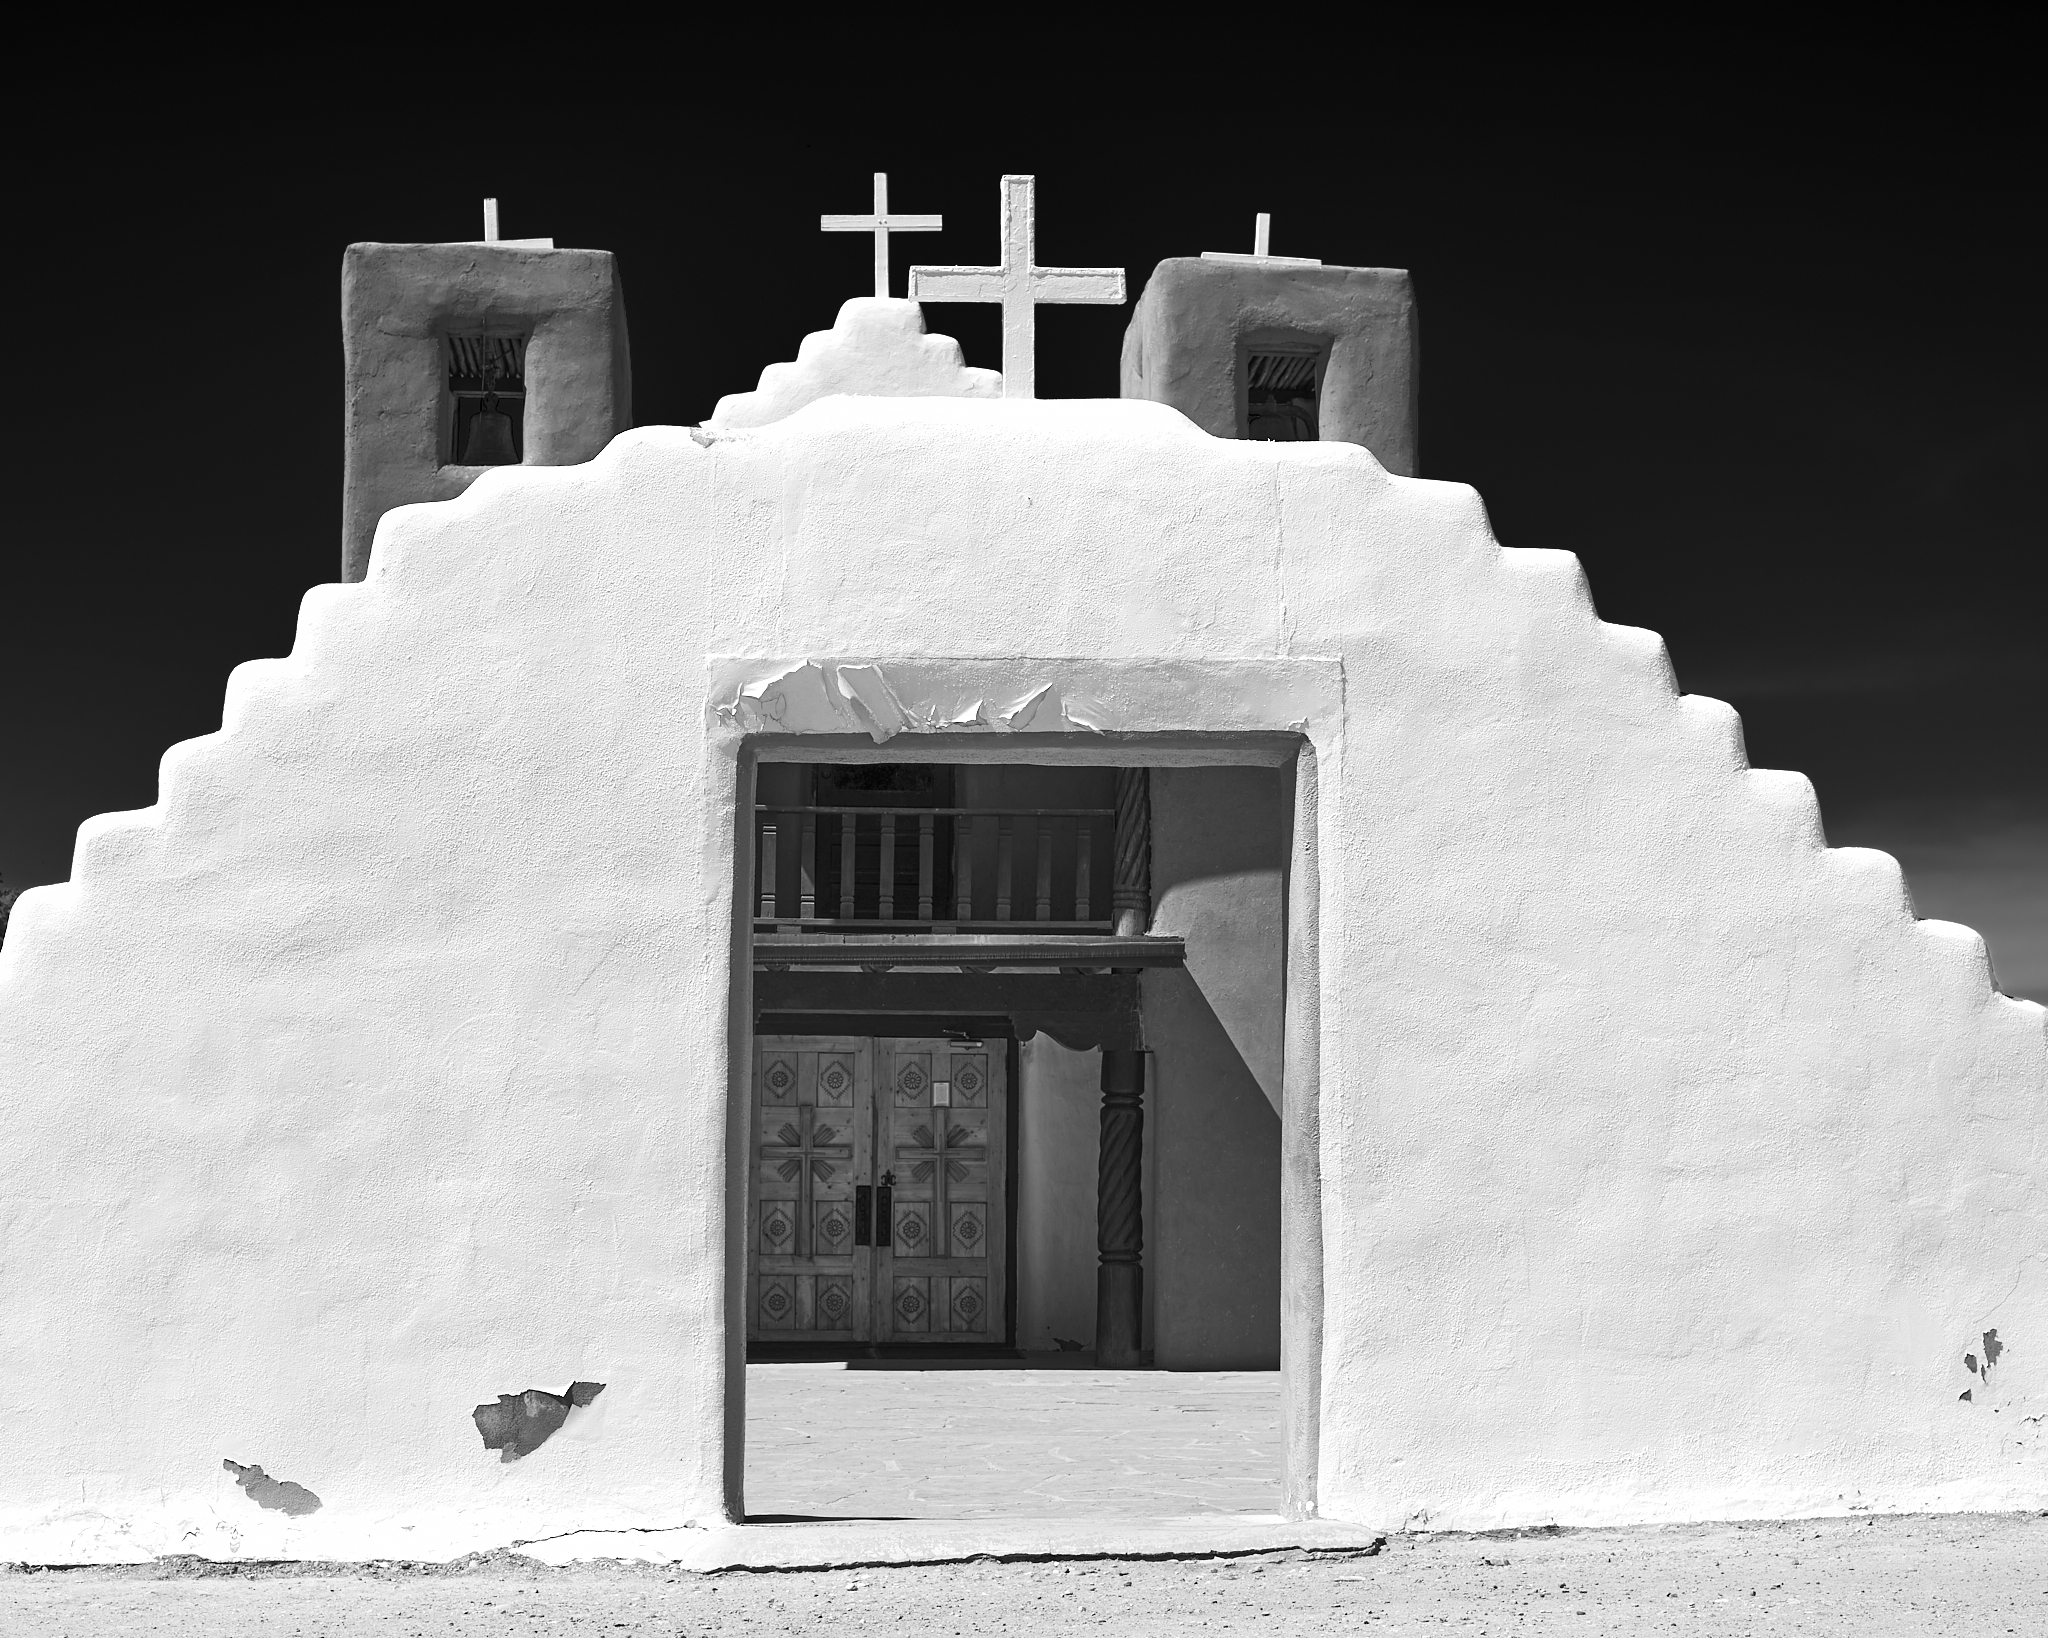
[750,1035,1007,1344]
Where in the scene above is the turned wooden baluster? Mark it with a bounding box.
[800,813,817,920]
[995,816,1014,921]
[1035,820,1053,920]
[954,814,974,921]
[758,822,777,918]
[839,813,856,919]
[879,812,896,920]
[918,814,934,919]
[1075,823,1093,922]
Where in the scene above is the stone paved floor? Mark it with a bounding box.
[745,1362,1283,1519]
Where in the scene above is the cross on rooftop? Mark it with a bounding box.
[1200,211,1321,268]
[477,197,554,251]
[821,173,943,300]
[909,175,1125,399]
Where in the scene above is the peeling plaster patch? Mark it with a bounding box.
[1059,691,1115,732]
[711,655,1344,748]
[1965,1353,1980,1375]
[993,682,1054,731]
[713,661,1108,744]
[473,1380,606,1462]
[1960,1389,1974,1402]
[1982,1329,2004,1376]
[221,1459,321,1516]
[831,664,912,741]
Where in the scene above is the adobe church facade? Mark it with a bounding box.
[0,185,2041,1562]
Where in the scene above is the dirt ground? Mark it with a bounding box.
[3,1510,2041,1637]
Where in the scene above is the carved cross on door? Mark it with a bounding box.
[760,1104,852,1259]
[893,1108,985,1257]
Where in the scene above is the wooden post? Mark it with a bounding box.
[1096,1048,1145,1367]
[1101,770,1151,1362]
[758,822,777,919]
[1113,768,1151,936]
[839,814,856,920]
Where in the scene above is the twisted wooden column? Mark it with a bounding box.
[1096,1047,1146,1367]
[1097,767,1151,1364]
[1112,767,1150,936]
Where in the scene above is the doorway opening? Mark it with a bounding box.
[733,742,1313,1522]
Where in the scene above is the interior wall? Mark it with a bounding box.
[1145,764,1290,1369]
[1014,1036,1100,1351]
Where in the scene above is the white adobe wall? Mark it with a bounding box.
[0,390,2041,1559]
[706,297,998,429]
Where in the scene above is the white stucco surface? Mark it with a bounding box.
[2,388,2043,1562]
[705,297,999,429]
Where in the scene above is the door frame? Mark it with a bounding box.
[722,732,1322,1522]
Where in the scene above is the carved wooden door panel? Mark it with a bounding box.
[750,1036,873,1341]
[874,1037,1006,1343]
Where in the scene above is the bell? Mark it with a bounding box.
[462,393,518,464]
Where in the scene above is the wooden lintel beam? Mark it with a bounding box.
[754,970,1139,1017]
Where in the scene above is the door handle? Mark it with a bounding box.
[854,1184,872,1246]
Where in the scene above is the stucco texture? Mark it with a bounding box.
[1,392,2042,1560]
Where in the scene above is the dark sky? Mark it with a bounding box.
[5,96,2042,997]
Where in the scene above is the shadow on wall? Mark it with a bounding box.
[1143,762,1293,1371]
[1146,964,1282,1369]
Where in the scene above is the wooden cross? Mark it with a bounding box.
[894,1110,984,1257]
[760,1105,852,1258]
[909,175,1125,399]
[822,173,943,300]
[477,196,555,251]
[1201,211,1320,268]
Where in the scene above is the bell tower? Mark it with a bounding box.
[1119,213,1418,475]
[340,202,632,582]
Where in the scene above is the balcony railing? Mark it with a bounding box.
[754,805,1115,932]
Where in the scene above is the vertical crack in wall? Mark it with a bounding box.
[472,1380,606,1462]
[221,1459,322,1516]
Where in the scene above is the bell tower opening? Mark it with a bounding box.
[445,333,528,465]
[1239,333,1329,442]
